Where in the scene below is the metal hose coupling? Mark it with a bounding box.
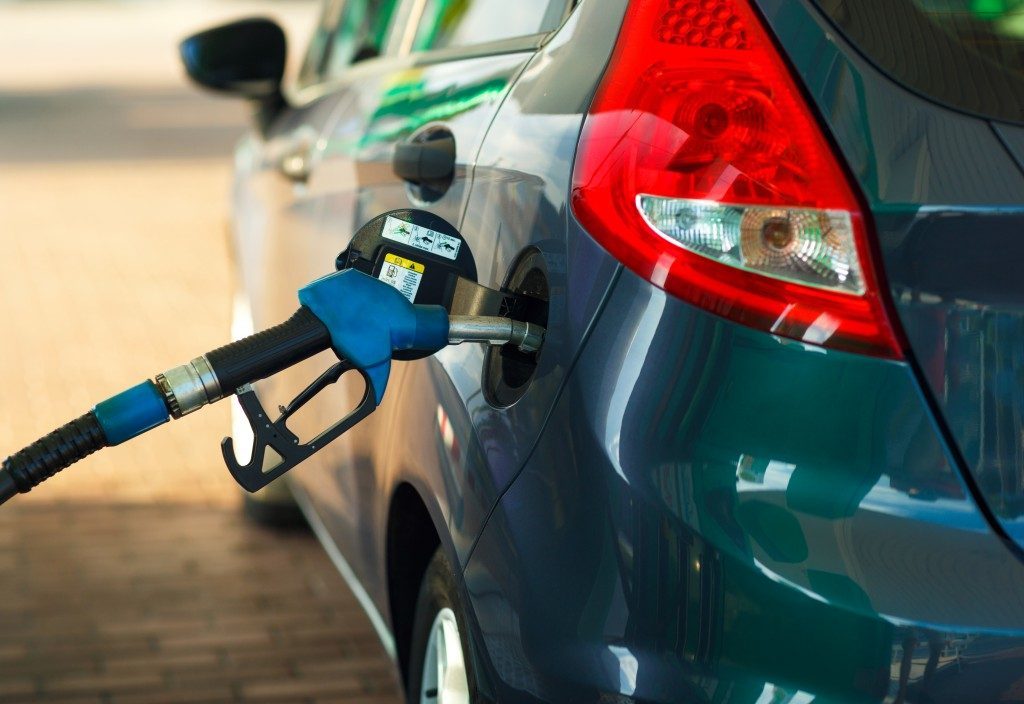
[447,316,545,354]
[155,356,223,418]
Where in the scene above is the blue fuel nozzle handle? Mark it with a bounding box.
[197,269,449,406]
[214,269,450,491]
[298,269,449,404]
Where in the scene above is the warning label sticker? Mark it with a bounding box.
[381,215,462,261]
[378,253,424,303]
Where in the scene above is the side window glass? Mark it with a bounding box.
[298,0,400,88]
[411,0,567,53]
[298,1,344,88]
[323,0,400,77]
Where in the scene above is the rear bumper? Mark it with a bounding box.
[463,268,1024,703]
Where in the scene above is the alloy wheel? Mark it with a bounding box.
[419,607,469,704]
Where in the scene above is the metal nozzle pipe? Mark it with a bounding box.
[447,316,545,354]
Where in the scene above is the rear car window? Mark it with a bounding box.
[814,0,1024,123]
[410,0,567,53]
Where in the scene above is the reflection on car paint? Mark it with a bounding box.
[360,69,510,147]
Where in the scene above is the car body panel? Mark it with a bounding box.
[997,123,1024,170]
[465,266,1024,703]
[438,0,629,555]
[230,92,351,331]
[756,0,1024,553]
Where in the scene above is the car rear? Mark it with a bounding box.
[464,0,1024,701]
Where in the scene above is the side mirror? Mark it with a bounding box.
[180,18,286,103]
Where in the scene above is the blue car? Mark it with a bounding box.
[182,0,1024,700]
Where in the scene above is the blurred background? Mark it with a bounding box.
[0,0,316,504]
[0,1,401,701]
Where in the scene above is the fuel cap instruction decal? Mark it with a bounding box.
[380,215,462,261]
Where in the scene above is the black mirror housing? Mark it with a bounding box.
[180,18,286,103]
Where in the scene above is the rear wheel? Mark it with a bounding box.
[407,548,478,704]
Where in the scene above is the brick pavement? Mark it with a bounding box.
[0,2,403,701]
[0,503,402,703]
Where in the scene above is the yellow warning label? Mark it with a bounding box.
[379,252,425,302]
[383,253,425,273]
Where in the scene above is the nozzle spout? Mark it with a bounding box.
[447,316,545,354]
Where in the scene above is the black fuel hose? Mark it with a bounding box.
[0,307,333,507]
[0,412,108,505]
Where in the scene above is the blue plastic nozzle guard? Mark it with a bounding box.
[93,380,170,445]
[298,269,449,404]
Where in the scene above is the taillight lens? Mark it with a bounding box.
[571,0,903,358]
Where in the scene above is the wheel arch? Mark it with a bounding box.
[386,482,441,683]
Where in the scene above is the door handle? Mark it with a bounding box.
[276,140,314,183]
[392,129,455,187]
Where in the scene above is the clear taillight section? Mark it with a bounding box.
[571,0,903,358]
[637,196,864,294]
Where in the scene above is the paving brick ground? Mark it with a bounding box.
[0,2,403,701]
[0,504,401,703]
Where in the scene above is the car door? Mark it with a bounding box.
[287,0,575,597]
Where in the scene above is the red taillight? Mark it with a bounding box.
[571,0,903,358]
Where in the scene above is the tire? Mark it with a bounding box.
[407,548,480,704]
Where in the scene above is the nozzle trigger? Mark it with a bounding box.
[220,360,377,492]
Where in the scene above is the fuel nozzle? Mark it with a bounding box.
[0,209,546,506]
